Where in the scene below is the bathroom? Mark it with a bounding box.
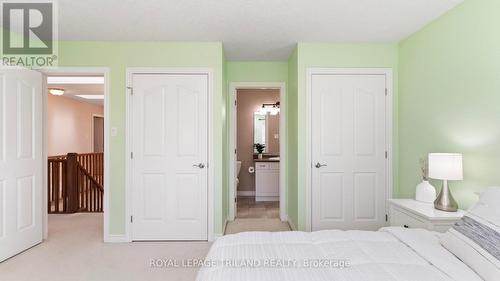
[236,89,280,220]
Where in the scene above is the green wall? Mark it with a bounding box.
[48,0,500,236]
[293,43,399,230]
[286,49,299,229]
[58,41,226,236]
[221,50,229,233]
[226,61,288,83]
[398,0,500,208]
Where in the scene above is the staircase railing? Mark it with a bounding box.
[76,161,104,212]
[48,157,68,213]
[48,152,104,213]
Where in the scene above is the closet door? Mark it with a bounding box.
[131,74,208,240]
[311,73,387,231]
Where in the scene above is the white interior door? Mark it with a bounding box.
[311,73,387,231]
[131,74,208,240]
[0,68,43,261]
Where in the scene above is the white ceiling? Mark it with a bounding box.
[58,0,463,60]
[48,82,104,105]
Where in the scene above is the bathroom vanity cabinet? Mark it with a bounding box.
[255,161,279,201]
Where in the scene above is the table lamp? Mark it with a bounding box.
[428,153,463,212]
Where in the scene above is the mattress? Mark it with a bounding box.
[196,227,481,281]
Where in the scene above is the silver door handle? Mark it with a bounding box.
[193,163,205,169]
[315,162,327,168]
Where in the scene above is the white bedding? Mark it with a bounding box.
[196,227,481,281]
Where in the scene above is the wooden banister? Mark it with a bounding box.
[77,163,104,191]
[48,152,104,214]
[66,153,79,213]
[77,163,104,212]
[48,158,66,213]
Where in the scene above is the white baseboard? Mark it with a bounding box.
[223,218,228,235]
[286,216,297,231]
[237,190,255,197]
[104,234,130,243]
[213,218,229,240]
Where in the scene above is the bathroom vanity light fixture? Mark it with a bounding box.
[48,88,65,96]
[258,101,280,115]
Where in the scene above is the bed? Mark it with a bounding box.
[197,187,500,281]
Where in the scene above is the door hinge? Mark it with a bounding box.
[385,151,388,159]
[385,88,388,96]
[234,148,237,154]
[385,214,388,222]
[127,86,133,95]
[234,99,237,106]
[130,216,133,223]
[131,152,134,159]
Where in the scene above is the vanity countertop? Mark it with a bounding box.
[254,158,280,162]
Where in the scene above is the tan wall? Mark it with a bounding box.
[48,95,104,156]
[237,89,280,192]
[267,114,280,154]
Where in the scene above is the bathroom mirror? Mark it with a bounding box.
[253,113,267,153]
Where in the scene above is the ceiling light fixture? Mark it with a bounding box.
[48,88,65,96]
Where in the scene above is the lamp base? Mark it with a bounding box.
[434,180,458,212]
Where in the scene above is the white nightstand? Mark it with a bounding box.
[388,199,466,232]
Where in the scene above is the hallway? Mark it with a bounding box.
[236,197,279,219]
[224,197,291,234]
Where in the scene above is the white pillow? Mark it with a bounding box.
[440,187,500,281]
[467,187,500,226]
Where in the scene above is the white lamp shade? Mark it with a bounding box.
[428,153,463,180]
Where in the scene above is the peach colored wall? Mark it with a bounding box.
[48,95,104,156]
[237,89,280,192]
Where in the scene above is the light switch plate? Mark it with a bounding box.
[111,127,118,137]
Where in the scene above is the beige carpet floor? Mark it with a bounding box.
[0,213,292,280]
[0,213,211,281]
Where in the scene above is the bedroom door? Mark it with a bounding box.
[131,73,208,240]
[0,68,43,261]
[311,73,388,231]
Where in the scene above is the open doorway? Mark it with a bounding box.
[93,115,104,153]
[227,82,288,234]
[42,69,109,242]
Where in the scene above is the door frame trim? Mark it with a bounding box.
[39,67,111,241]
[125,67,215,242]
[305,68,393,232]
[228,82,287,222]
